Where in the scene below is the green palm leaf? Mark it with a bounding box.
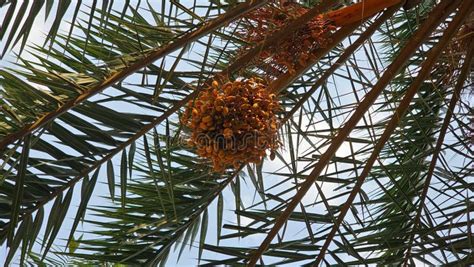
[0,0,472,265]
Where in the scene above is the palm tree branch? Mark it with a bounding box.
[1,82,199,234]
[1,0,345,260]
[1,0,348,254]
[145,166,243,265]
[402,37,474,266]
[64,19,378,260]
[227,0,339,77]
[281,6,399,125]
[246,0,461,264]
[0,0,267,151]
[313,4,472,263]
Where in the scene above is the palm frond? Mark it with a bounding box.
[1,0,472,266]
[0,1,136,57]
[1,1,265,264]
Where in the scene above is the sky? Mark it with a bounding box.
[1,1,469,266]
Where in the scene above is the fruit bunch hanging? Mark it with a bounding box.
[238,2,336,76]
[181,78,280,172]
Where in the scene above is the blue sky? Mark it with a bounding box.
[1,1,470,266]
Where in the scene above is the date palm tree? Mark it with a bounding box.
[0,0,472,265]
